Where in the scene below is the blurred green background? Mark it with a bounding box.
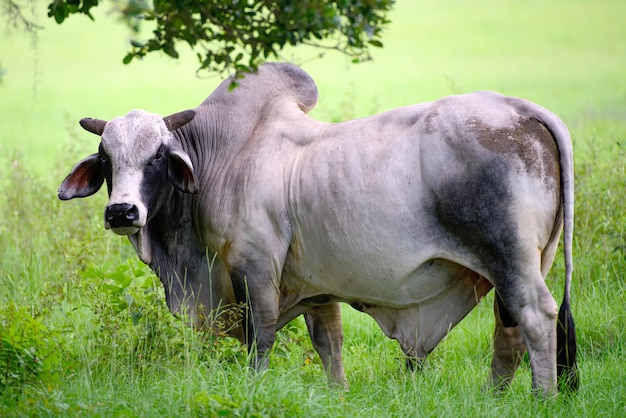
[2,0,624,174]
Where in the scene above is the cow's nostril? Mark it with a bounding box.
[105,203,139,227]
[125,205,139,221]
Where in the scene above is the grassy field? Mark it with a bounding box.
[1,0,626,416]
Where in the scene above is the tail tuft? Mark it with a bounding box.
[557,296,579,393]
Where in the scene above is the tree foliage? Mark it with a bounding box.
[47,0,395,75]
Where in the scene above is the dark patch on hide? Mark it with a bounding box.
[465,116,560,188]
[434,158,519,280]
[141,145,170,212]
[98,142,113,196]
[146,190,208,310]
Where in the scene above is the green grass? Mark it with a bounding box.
[2,0,626,416]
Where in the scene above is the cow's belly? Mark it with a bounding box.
[281,174,490,308]
[281,238,478,309]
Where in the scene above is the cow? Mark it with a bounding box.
[59,62,577,395]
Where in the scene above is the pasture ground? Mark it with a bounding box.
[1,0,625,416]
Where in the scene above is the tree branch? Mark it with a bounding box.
[3,0,43,32]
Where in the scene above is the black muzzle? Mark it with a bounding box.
[105,203,140,229]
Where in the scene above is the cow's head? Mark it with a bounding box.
[58,109,198,264]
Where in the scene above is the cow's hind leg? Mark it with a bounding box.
[304,303,347,388]
[490,293,526,392]
[494,270,558,396]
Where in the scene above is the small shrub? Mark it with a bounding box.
[0,304,63,392]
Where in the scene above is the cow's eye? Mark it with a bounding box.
[149,146,166,166]
[98,144,109,165]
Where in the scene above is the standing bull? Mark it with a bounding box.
[59,62,577,395]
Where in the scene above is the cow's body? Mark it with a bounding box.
[59,63,577,395]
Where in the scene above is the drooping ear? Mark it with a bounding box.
[79,118,108,136]
[168,147,198,194]
[163,109,196,132]
[58,153,105,200]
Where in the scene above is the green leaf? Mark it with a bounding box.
[163,43,179,59]
[46,0,395,75]
[131,310,143,326]
[53,5,67,24]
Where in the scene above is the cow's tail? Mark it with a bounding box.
[533,104,579,393]
[509,94,579,393]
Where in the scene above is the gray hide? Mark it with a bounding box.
[59,62,577,395]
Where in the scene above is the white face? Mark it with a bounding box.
[100,110,172,235]
[59,107,197,265]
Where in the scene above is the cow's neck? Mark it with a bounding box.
[139,189,240,335]
[171,103,264,236]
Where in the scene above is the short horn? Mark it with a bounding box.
[80,118,108,136]
[163,109,196,132]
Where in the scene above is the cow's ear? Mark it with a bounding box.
[168,148,198,194]
[80,118,107,136]
[163,110,196,132]
[58,154,105,200]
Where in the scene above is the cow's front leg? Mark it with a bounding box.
[230,264,279,371]
[304,303,347,388]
